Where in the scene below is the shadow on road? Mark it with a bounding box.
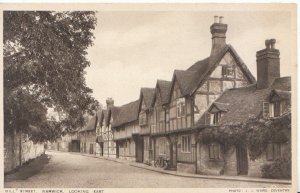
[4,154,51,182]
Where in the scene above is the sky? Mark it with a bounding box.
[85,8,294,107]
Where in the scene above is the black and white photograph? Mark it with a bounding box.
[2,3,297,192]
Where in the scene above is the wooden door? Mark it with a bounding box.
[236,145,248,175]
[136,138,144,163]
[90,144,94,154]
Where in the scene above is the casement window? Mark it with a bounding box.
[181,135,191,153]
[208,143,220,160]
[266,143,282,161]
[139,112,147,126]
[210,112,221,125]
[177,98,186,118]
[222,65,234,78]
[268,101,282,118]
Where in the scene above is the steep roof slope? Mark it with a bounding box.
[196,77,291,127]
[140,88,155,109]
[172,45,256,98]
[156,80,172,105]
[112,100,140,128]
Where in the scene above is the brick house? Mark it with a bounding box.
[197,39,291,177]
[112,100,141,162]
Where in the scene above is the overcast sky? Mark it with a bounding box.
[85,9,294,107]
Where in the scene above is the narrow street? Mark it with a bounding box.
[5,151,290,188]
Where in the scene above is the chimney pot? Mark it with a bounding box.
[265,39,271,49]
[214,16,218,23]
[270,39,276,49]
[219,16,224,24]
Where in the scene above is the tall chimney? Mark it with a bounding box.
[106,97,114,109]
[210,16,228,55]
[256,39,280,89]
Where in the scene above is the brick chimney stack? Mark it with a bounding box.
[106,97,114,109]
[210,16,228,56]
[256,39,280,89]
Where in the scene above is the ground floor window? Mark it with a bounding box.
[266,143,282,161]
[208,143,220,160]
[181,135,191,153]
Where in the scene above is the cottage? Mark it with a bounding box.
[196,39,291,177]
[78,115,98,154]
[138,88,156,164]
[147,16,256,173]
[97,98,118,158]
[112,100,141,161]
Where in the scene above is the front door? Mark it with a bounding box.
[136,138,144,163]
[90,144,94,154]
[236,145,248,175]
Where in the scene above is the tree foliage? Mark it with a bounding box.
[4,11,99,142]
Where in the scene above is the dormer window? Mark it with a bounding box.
[210,112,221,125]
[222,65,234,78]
[268,101,282,118]
[177,98,185,118]
[264,90,291,118]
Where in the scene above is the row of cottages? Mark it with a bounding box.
[111,17,290,177]
[134,16,258,173]
[72,16,290,178]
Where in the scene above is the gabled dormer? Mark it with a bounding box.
[207,102,229,125]
[138,88,155,128]
[263,89,291,118]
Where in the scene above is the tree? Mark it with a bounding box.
[4,11,99,142]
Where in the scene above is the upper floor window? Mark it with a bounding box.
[266,143,282,161]
[139,112,147,126]
[268,101,282,118]
[177,98,185,118]
[222,65,234,78]
[210,112,221,125]
[181,135,191,153]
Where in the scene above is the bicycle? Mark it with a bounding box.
[154,156,170,169]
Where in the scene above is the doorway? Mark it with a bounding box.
[236,145,248,175]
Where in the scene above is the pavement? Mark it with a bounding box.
[4,150,291,188]
[75,151,291,185]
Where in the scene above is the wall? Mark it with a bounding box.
[177,133,196,163]
[118,139,135,161]
[4,131,45,173]
[194,51,250,125]
[197,141,237,176]
[143,136,151,164]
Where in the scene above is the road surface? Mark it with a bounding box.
[4,151,290,188]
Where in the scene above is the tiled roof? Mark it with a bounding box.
[174,70,197,96]
[79,116,97,132]
[156,80,172,105]
[271,76,291,91]
[174,45,256,98]
[196,77,291,127]
[267,89,291,101]
[112,100,140,128]
[209,102,229,112]
[140,88,155,109]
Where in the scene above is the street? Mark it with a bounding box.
[5,151,290,188]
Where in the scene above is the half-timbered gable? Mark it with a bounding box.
[190,46,256,125]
